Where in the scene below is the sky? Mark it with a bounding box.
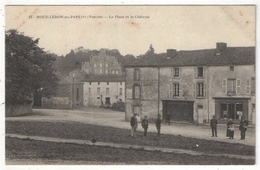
[5,6,255,56]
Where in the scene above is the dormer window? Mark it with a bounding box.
[230,66,234,71]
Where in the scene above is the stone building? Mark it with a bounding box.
[81,50,122,75]
[82,75,125,107]
[125,43,255,125]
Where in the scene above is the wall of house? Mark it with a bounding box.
[125,67,159,121]
[159,66,209,124]
[208,65,255,124]
[83,81,125,107]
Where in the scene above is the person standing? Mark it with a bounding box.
[239,116,248,140]
[210,116,218,137]
[156,114,162,138]
[165,112,171,125]
[141,115,149,137]
[130,113,138,138]
[226,118,234,138]
[228,122,235,139]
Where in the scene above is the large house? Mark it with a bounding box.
[82,75,125,107]
[81,50,123,75]
[125,43,255,125]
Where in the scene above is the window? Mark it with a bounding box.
[230,66,234,71]
[106,88,109,95]
[98,82,100,85]
[112,71,115,74]
[133,85,140,99]
[106,63,108,68]
[222,79,227,94]
[100,69,102,74]
[134,69,140,80]
[251,78,255,94]
[173,68,180,77]
[120,88,122,95]
[89,88,91,93]
[107,82,109,85]
[197,67,203,77]
[89,82,92,85]
[120,82,122,85]
[197,83,204,97]
[227,79,236,94]
[173,83,179,97]
[94,63,96,68]
[105,69,108,74]
[236,79,241,94]
[97,87,100,94]
[116,71,119,74]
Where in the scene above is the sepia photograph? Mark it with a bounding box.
[4,4,256,166]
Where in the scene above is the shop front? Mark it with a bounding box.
[214,97,250,124]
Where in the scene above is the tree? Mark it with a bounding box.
[5,29,59,105]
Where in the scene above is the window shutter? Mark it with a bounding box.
[193,83,196,98]
[236,79,241,94]
[203,67,206,78]
[169,83,173,98]
[179,83,183,97]
[222,79,227,94]
[204,83,207,98]
[179,67,181,78]
[246,79,250,94]
[194,67,197,78]
[171,68,174,78]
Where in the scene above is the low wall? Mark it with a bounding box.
[42,97,72,109]
[6,101,33,117]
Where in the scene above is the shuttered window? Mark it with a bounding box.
[246,79,250,94]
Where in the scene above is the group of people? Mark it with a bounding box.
[130,113,162,138]
[210,116,249,140]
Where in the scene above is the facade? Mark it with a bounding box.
[81,50,122,75]
[42,75,84,109]
[83,75,125,107]
[125,43,255,125]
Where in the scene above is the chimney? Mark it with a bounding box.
[166,49,177,59]
[216,42,227,55]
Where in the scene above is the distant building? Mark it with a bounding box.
[81,50,122,75]
[125,43,255,125]
[82,75,125,107]
[42,75,84,109]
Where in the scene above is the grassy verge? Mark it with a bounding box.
[6,121,255,156]
[6,137,254,165]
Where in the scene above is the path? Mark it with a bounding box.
[6,133,255,160]
[6,107,255,146]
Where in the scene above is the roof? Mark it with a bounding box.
[57,75,72,84]
[83,75,125,82]
[125,46,255,67]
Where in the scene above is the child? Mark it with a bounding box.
[228,123,235,139]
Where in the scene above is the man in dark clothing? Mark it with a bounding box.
[210,115,218,137]
[156,114,162,138]
[130,113,138,137]
[141,115,149,137]
[165,112,171,125]
[239,116,248,140]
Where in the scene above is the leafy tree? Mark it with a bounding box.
[5,29,59,105]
